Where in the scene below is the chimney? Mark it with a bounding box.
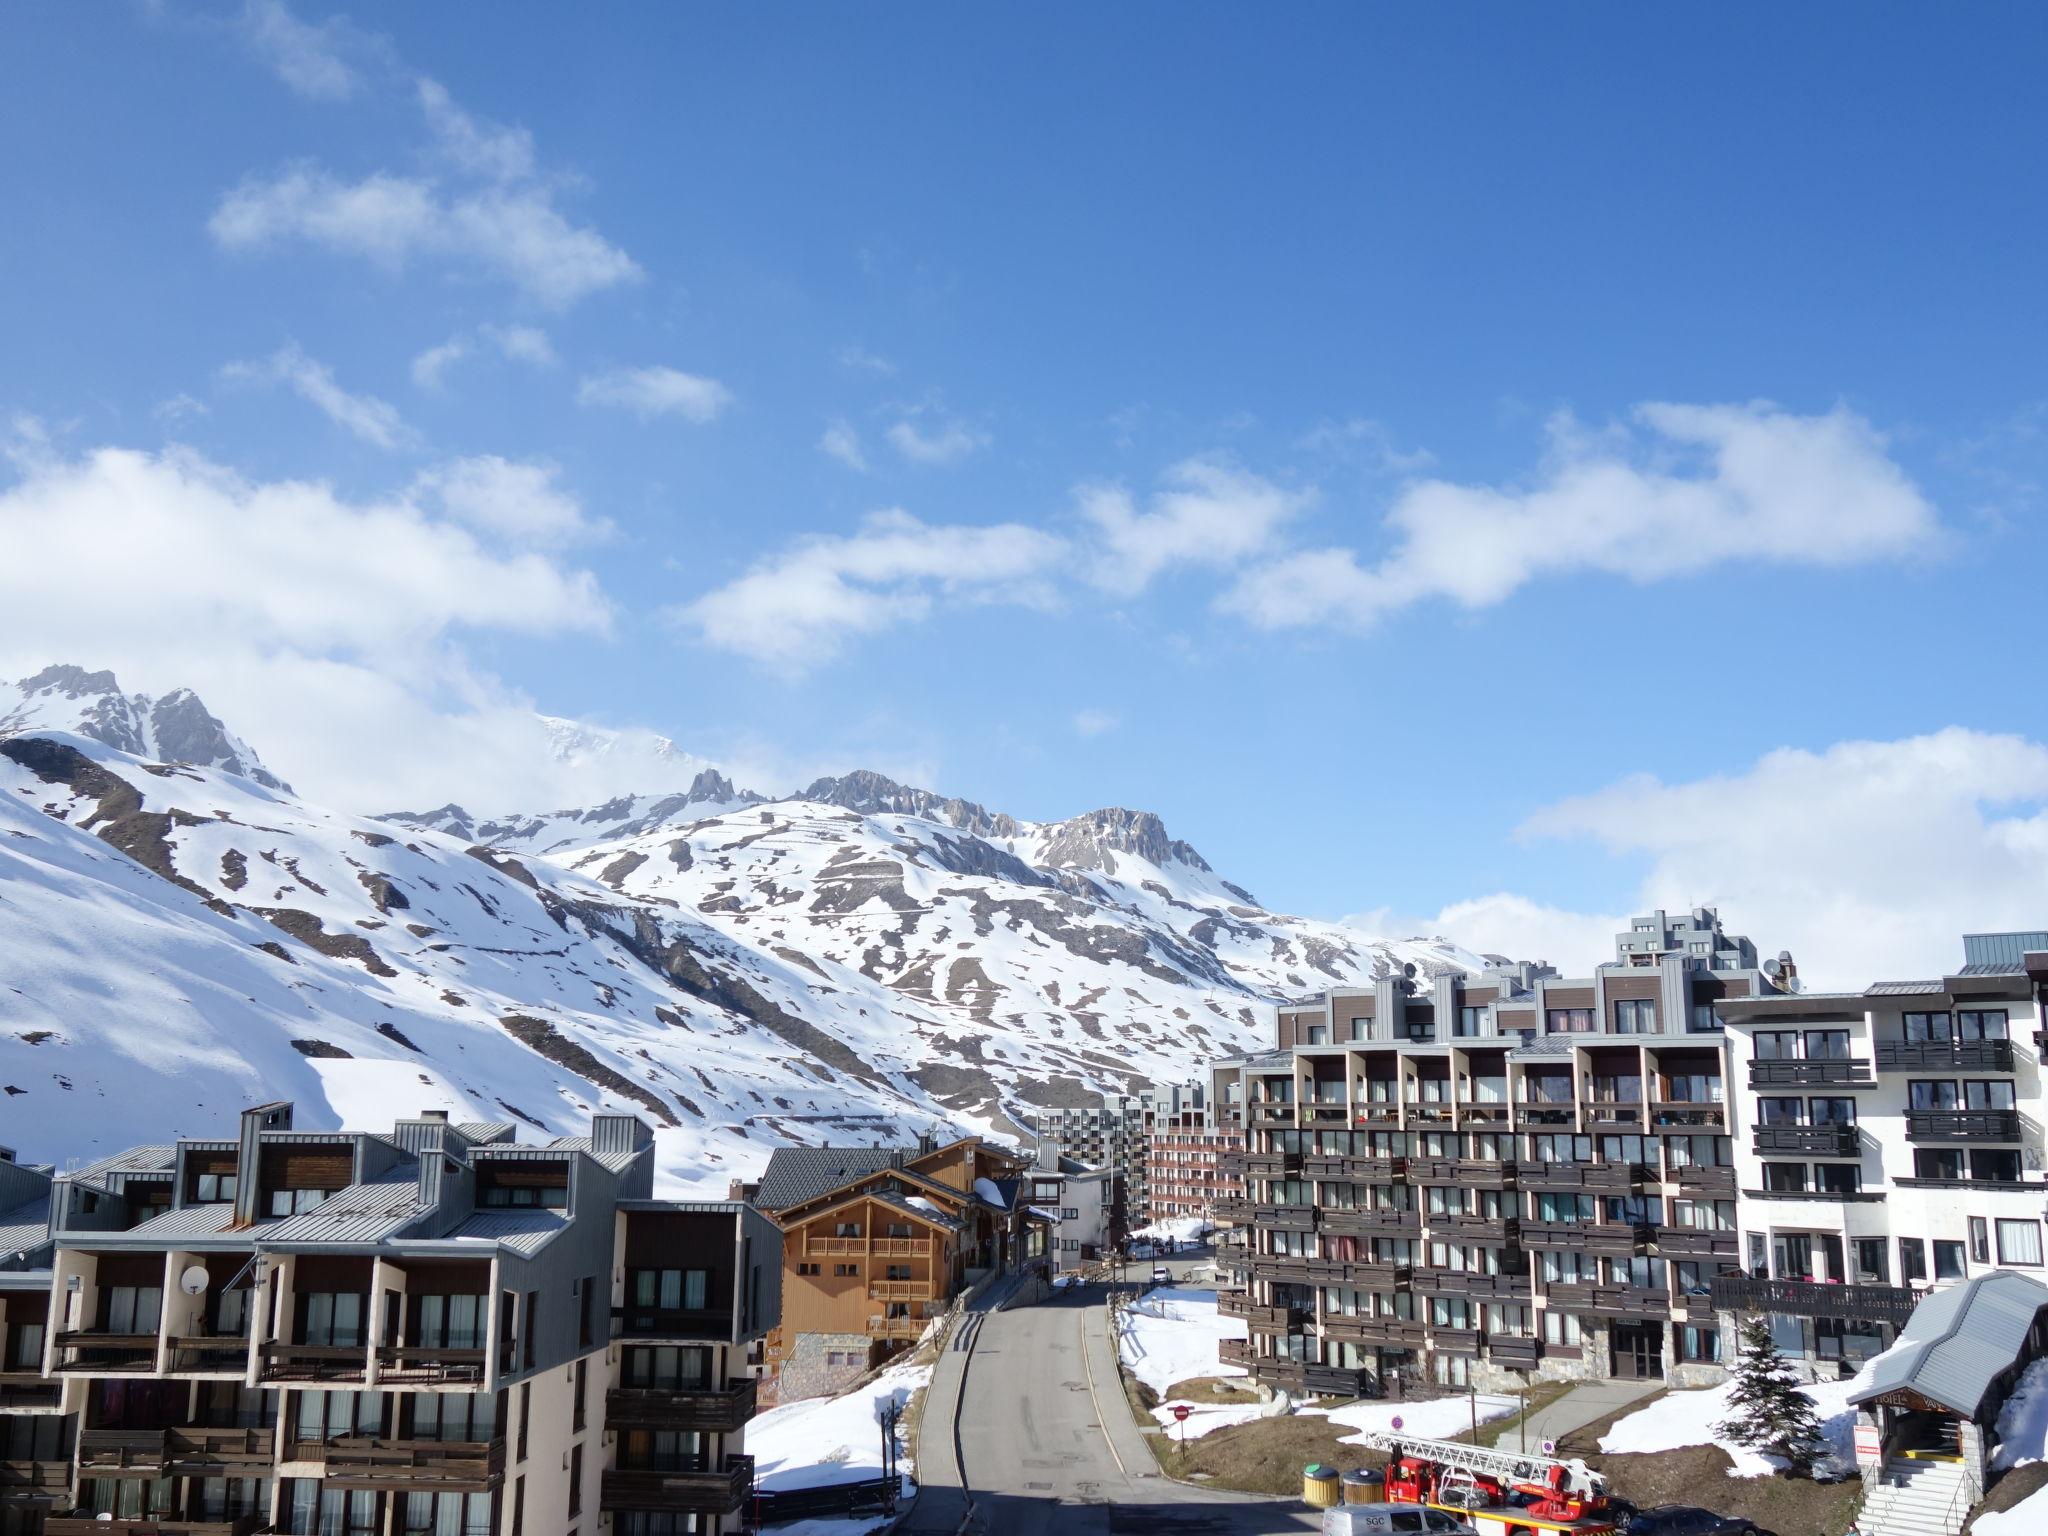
[233,1101,292,1229]
[421,1109,449,1122]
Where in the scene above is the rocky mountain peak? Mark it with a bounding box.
[800,769,1021,839]
[1,663,291,792]
[1037,806,1213,875]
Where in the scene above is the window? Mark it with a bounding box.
[413,1294,483,1350]
[521,1291,538,1370]
[1970,1218,1991,1265]
[1761,1163,1808,1193]
[194,1171,237,1202]
[1965,1080,2016,1111]
[1909,1080,1960,1111]
[298,1292,363,1348]
[1613,999,1657,1034]
[623,1346,711,1391]
[797,1262,820,1276]
[1306,1025,1329,1045]
[1808,1098,1855,1126]
[578,1278,594,1349]
[1757,1097,1803,1126]
[1914,1147,1965,1180]
[1904,1011,1953,1042]
[1998,1220,2044,1267]
[631,1269,710,1312]
[833,1221,863,1239]
[268,1187,330,1216]
[1546,1008,1594,1034]
[1804,1030,1851,1060]
[399,1492,492,1536]
[410,1392,494,1443]
[1959,1009,2009,1041]
[1854,1238,1889,1284]
[1814,1163,1860,1195]
[1690,1004,1718,1033]
[1062,1207,1079,1220]
[832,1264,859,1278]
[1753,1031,1799,1061]
[572,1359,587,1432]
[516,1382,530,1462]
[104,1284,164,1335]
[1456,1006,1486,1037]
[1974,1149,2023,1181]
[1680,1324,1722,1363]
[567,1444,582,1519]
[510,1477,523,1536]
[1933,1241,1966,1281]
[1899,1238,1927,1284]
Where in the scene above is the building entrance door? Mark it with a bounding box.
[1611,1322,1664,1380]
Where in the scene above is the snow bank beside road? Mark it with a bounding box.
[1599,1378,1860,1477]
[1322,1394,1516,1443]
[1116,1286,1246,1395]
[1994,1358,2048,1470]
[748,1357,930,1493]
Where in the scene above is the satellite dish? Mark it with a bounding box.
[179,1265,210,1297]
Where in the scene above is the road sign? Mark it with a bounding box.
[1391,1415,1403,1431]
[1171,1404,1192,1422]
[1541,1438,1556,1455]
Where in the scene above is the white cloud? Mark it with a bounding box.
[153,393,210,426]
[408,455,596,547]
[1346,896,1625,976]
[819,418,868,472]
[1295,416,1435,476]
[1224,402,1939,630]
[1375,731,2048,991]
[885,415,989,466]
[578,366,731,424]
[837,346,896,377]
[415,77,535,183]
[0,439,619,810]
[672,509,1066,673]
[1072,709,1120,738]
[410,336,468,391]
[221,342,415,450]
[1078,456,1310,594]
[239,0,368,101]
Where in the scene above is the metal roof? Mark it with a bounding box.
[0,1195,52,1258]
[437,1208,566,1258]
[72,1146,177,1182]
[1850,1270,2048,1418]
[455,1122,517,1144]
[261,1176,428,1247]
[1957,962,2029,977]
[1963,932,2048,968]
[102,1203,248,1243]
[754,1147,906,1210]
[1866,980,1946,996]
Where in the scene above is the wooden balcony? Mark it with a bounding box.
[78,1428,170,1475]
[611,1305,735,1342]
[1322,1315,1426,1348]
[1456,1104,1513,1125]
[1546,1282,1669,1319]
[1514,1102,1577,1128]
[1304,1155,1406,1182]
[1649,1102,1726,1130]
[1753,1123,1860,1157]
[318,1437,503,1492]
[1251,1203,1317,1232]
[601,1455,755,1515]
[374,1344,487,1386]
[1247,1102,1296,1125]
[1251,1357,1367,1396]
[1517,1162,1646,1194]
[1242,1304,1304,1334]
[1583,1101,1645,1130]
[1243,1150,1303,1177]
[1654,1227,1739,1261]
[866,1280,938,1303]
[1317,1207,1420,1237]
[1877,1039,2015,1073]
[0,1458,70,1494]
[1344,1262,1412,1294]
[1426,1213,1518,1245]
[866,1314,929,1341]
[0,1370,60,1410]
[1216,1291,1260,1320]
[164,1334,250,1375]
[1672,1165,1738,1198]
[1412,1269,1529,1300]
[259,1342,369,1384]
[1247,1255,1314,1285]
[1430,1327,1485,1355]
[166,1427,275,1477]
[53,1330,158,1373]
[1709,1276,1919,1325]
[1487,1336,1544,1370]
[44,1519,265,1536]
[1522,1221,1650,1255]
[1210,1197,1255,1224]
[1218,1337,1252,1367]
[1905,1109,2022,1143]
[1749,1058,1875,1089]
[1679,1293,1720,1323]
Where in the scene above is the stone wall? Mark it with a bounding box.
[776,1331,873,1403]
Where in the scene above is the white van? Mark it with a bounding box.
[1321,1506,1479,1536]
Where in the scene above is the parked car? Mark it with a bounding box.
[1149,1264,1173,1284]
[1626,1506,1775,1536]
[1321,1505,1478,1534]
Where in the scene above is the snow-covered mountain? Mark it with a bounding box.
[1,664,290,791]
[1,665,1485,1194]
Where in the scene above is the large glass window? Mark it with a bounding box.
[1808,1098,1855,1127]
[104,1285,163,1335]
[1545,1009,1594,1034]
[1753,1031,1799,1061]
[398,1492,492,1536]
[1804,1030,1852,1060]
[413,1294,484,1349]
[1958,1010,2009,1041]
[299,1292,364,1348]
[1761,1163,1808,1193]
[1613,999,1657,1034]
[1914,1148,1965,1180]
[1965,1081,2016,1111]
[1933,1241,1966,1281]
[1998,1220,2044,1267]
[631,1269,710,1311]
[1904,1011,1953,1042]
[1908,1080,1959,1111]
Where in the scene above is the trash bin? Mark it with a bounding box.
[1340,1467,1383,1504]
[1302,1463,1341,1508]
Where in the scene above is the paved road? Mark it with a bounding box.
[912,1248,1320,1536]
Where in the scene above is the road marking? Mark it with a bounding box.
[1076,1299,1130,1477]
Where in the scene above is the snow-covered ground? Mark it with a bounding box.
[1129,1215,1214,1245]
[1116,1286,1247,1396]
[1320,1394,1517,1444]
[1598,1378,1860,1477]
[1994,1358,2048,1470]
[747,1357,930,1494]
[1977,1483,2048,1536]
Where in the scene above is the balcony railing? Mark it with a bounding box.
[0,1458,71,1494]
[1322,1315,1426,1348]
[1654,1227,1739,1261]
[1243,1151,1302,1177]
[1344,1261,1412,1293]
[259,1342,369,1384]
[1408,1158,1517,1188]
[1709,1275,1920,1325]
[1430,1327,1485,1355]
[1210,1197,1255,1224]
[373,1345,487,1386]
[1251,1203,1317,1232]
[166,1427,275,1477]
[0,1369,61,1410]
[1247,1103,1296,1125]
[611,1305,734,1342]
[1426,1213,1517,1245]
[867,1314,929,1341]
[1649,1101,1727,1129]
[1412,1269,1529,1300]
[1672,1165,1738,1198]
[1218,1338,1252,1367]
[1517,1162,1645,1193]
[1546,1281,1669,1319]
[866,1280,937,1303]
[53,1331,159,1373]
[1522,1221,1650,1255]
[44,1519,265,1536]
[1905,1109,2022,1143]
[1752,1124,1860,1157]
[1487,1335,1543,1369]
[601,1456,756,1516]
[165,1334,252,1375]
[1749,1058,1875,1089]
[1877,1039,2015,1073]
[1251,1357,1367,1396]
[1354,1106,1404,1127]
[1304,1155,1406,1182]
[304,1436,506,1493]
[1583,1101,1645,1129]
[1317,1207,1420,1237]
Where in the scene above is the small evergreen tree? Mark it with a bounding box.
[1715,1314,1829,1475]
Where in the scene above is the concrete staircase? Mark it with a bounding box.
[1858,1456,1971,1536]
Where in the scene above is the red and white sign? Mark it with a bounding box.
[1171,1404,1193,1423]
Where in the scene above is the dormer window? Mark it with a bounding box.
[269,1187,328,1217]
[194,1172,237,1203]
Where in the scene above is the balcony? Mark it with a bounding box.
[867,1314,930,1341]
[1654,1228,1739,1261]
[1322,1315,1427,1349]
[611,1305,735,1343]
[308,1436,506,1493]
[1247,1255,1315,1285]
[1317,1207,1421,1237]
[1522,1221,1650,1256]
[1248,1102,1296,1125]
[867,1280,939,1303]
[1243,1150,1303,1177]
[166,1334,251,1375]
[1218,1338,1252,1367]
[78,1429,171,1475]
[1251,1203,1318,1232]
[1210,1197,1255,1224]
[1430,1327,1485,1355]
[45,1520,266,1536]
[1456,1103,1514,1125]
[1354,1106,1404,1128]
[1427,1213,1518,1246]
[1403,1102,1455,1126]
[0,1370,60,1410]
[1650,1101,1727,1130]
[607,1379,758,1433]
[1905,1109,2022,1143]
[1413,1270,1530,1300]
[601,1455,756,1516]
[1672,1165,1738,1198]
[1251,1358,1368,1396]
[1303,1103,1351,1126]
[1518,1162,1646,1194]
[1877,1039,2015,1073]
[1709,1276,1919,1326]
[1752,1124,1860,1158]
[259,1341,369,1384]
[1749,1059,1875,1089]
[1487,1335,1544,1370]
[53,1330,158,1373]
[0,1459,71,1495]
[1304,1155,1406,1182]
[1546,1282,1669,1319]
[1583,1101,1645,1130]
[1242,1304,1305,1335]
[1408,1158,1517,1189]
[375,1344,487,1386]
[1344,1262,1412,1294]
[165,1427,274,1478]
[1514,1100,1577,1128]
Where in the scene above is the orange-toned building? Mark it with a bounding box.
[738,1137,1042,1400]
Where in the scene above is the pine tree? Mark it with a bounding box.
[1715,1314,1829,1475]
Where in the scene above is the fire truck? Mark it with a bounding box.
[1343,1431,1626,1536]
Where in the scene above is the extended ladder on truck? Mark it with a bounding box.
[1344,1431,1620,1536]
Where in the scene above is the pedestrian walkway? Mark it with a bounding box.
[1489,1377,1660,1451]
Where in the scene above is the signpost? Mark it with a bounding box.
[1172,1401,1192,1463]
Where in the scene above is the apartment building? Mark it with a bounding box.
[0,1102,778,1536]
[1214,909,1786,1400]
[1142,1088,1241,1225]
[1716,931,2048,1379]
[1030,1081,1209,1236]
[744,1137,1037,1402]
[1020,1146,1111,1271]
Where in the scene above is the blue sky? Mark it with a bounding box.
[4,2,2047,984]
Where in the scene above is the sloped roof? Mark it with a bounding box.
[437,1208,566,1257]
[262,1175,428,1247]
[1850,1270,2048,1418]
[754,1147,905,1210]
[0,1195,52,1259]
